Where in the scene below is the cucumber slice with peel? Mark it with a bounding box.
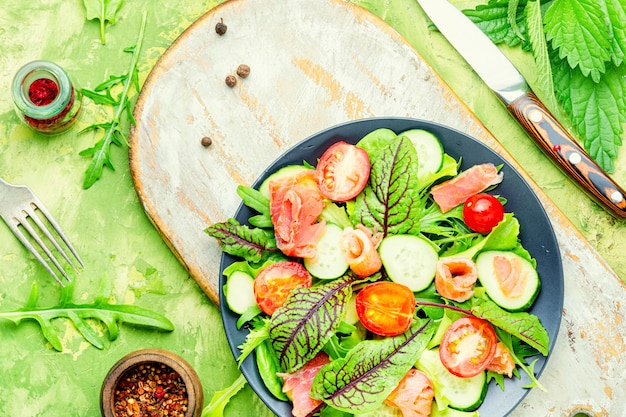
[224,270,257,315]
[398,129,444,176]
[378,234,439,292]
[304,223,349,279]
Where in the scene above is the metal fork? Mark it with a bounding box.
[0,178,83,285]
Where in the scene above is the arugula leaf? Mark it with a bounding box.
[200,374,247,417]
[471,297,549,356]
[205,218,277,263]
[311,319,435,414]
[352,137,422,236]
[269,275,359,373]
[544,0,611,82]
[80,11,147,188]
[0,279,173,351]
[83,0,124,44]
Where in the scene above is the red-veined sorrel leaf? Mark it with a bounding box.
[269,275,360,373]
[311,319,435,414]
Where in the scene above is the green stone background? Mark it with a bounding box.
[0,0,623,416]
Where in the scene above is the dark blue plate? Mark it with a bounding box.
[219,117,563,417]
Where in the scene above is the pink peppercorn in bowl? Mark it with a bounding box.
[100,348,203,417]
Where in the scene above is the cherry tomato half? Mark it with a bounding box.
[462,193,505,234]
[439,316,498,378]
[355,281,416,336]
[315,141,370,202]
[254,261,312,316]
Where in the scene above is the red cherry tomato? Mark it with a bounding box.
[254,261,312,316]
[315,141,370,202]
[355,281,416,336]
[439,316,498,378]
[462,193,505,234]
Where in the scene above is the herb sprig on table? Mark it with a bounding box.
[0,279,173,351]
[79,11,147,189]
[83,0,124,45]
[462,0,626,173]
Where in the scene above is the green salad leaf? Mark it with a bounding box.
[269,275,359,373]
[200,374,247,417]
[311,319,435,414]
[352,136,422,236]
[205,218,278,263]
[0,279,173,351]
[83,0,124,44]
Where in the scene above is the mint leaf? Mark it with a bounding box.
[205,218,276,263]
[606,0,626,66]
[311,319,435,414]
[269,275,357,373]
[525,0,557,110]
[352,137,421,236]
[544,0,611,82]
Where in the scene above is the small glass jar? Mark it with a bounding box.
[11,60,82,135]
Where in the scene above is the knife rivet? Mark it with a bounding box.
[611,191,624,204]
[529,110,543,123]
[568,152,582,165]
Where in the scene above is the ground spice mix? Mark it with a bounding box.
[114,362,189,417]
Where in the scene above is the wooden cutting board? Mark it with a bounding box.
[129,0,626,415]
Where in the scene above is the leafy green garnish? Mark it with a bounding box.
[0,279,173,351]
[200,374,247,417]
[83,0,124,44]
[79,11,147,188]
[463,0,626,172]
[206,218,278,263]
[311,319,435,414]
[270,275,359,373]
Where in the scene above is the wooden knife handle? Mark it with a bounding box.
[507,92,626,219]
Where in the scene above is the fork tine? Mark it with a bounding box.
[30,198,84,268]
[16,210,72,283]
[3,219,66,286]
[26,203,81,271]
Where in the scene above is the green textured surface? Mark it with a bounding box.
[0,0,623,416]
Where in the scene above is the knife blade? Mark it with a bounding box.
[416,0,626,219]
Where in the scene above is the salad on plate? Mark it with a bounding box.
[207,126,551,417]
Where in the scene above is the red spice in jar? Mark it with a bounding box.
[113,362,189,417]
[28,78,59,106]
[23,87,76,131]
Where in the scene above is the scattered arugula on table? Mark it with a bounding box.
[0,278,174,351]
[79,11,147,189]
[83,0,124,44]
[462,0,626,173]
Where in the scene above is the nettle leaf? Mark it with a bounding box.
[525,0,557,110]
[311,320,435,414]
[269,275,357,373]
[352,137,421,236]
[205,218,276,263]
[544,0,611,82]
[463,1,530,49]
[552,50,626,173]
[606,0,626,66]
[471,298,549,356]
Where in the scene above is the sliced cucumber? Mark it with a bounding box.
[304,223,349,279]
[378,234,439,292]
[431,406,479,417]
[343,292,359,325]
[398,129,444,176]
[224,270,257,314]
[475,250,540,311]
[258,165,315,198]
[416,349,487,412]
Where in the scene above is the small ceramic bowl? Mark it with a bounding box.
[100,348,203,417]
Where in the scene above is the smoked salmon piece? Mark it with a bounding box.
[435,257,478,302]
[493,254,527,298]
[384,368,434,417]
[340,224,383,277]
[277,353,330,417]
[431,163,503,213]
[270,182,326,259]
[486,341,516,378]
